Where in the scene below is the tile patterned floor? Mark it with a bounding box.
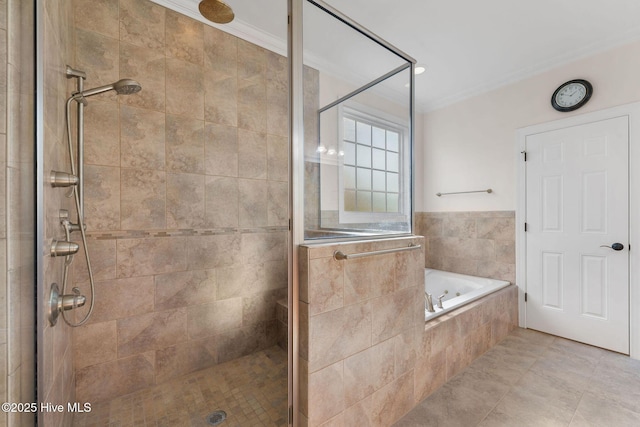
[395,328,640,427]
[73,346,288,427]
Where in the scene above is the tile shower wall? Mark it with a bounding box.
[70,0,292,403]
[41,0,76,426]
[416,211,516,284]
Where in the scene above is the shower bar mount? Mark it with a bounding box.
[333,243,421,261]
[436,189,492,197]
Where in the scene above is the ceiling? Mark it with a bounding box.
[156,0,640,112]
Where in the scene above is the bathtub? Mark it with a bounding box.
[424,269,511,321]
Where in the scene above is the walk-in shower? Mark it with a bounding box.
[47,66,141,327]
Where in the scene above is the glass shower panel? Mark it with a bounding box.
[302,1,414,240]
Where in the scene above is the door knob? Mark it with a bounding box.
[600,243,624,251]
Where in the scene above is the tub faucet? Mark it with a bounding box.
[425,293,435,313]
[437,294,446,309]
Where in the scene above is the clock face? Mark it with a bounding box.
[551,79,593,112]
[555,82,587,108]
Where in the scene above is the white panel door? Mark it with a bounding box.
[526,116,629,354]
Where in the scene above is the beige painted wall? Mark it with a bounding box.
[418,40,640,212]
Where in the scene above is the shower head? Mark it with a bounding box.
[73,79,142,100]
[199,0,234,24]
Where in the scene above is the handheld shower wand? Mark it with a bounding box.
[48,66,142,327]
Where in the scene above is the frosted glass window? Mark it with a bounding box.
[356,168,371,190]
[357,191,371,211]
[372,192,386,212]
[387,172,398,192]
[372,148,385,170]
[372,127,385,148]
[387,131,399,152]
[344,190,356,211]
[372,170,386,191]
[344,118,356,141]
[357,145,371,168]
[344,166,356,188]
[387,152,399,172]
[344,142,356,165]
[341,111,404,215]
[387,193,399,212]
[357,122,371,145]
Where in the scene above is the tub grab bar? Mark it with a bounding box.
[436,188,492,197]
[333,243,421,261]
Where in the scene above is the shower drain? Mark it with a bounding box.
[206,410,227,426]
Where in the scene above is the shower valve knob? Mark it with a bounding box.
[50,239,79,257]
[50,171,79,187]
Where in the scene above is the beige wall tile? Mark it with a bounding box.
[477,261,516,284]
[309,302,371,372]
[76,353,155,402]
[74,0,119,38]
[308,361,344,425]
[237,79,266,133]
[84,100,119,166]
[166,58,204,119]
[241,232,287,264]
[443,217,477,238]
[371,287,419,344]
[395,327,418,377]
[73,321,117,369]
[186,234,241,270]
[237,39,266,81]
[344,256,395,306]
[371,370,415,426]
[203,25,237,76]
[414,350,446,402]
[205,176,239,228]
[267,134,288,182]
[154,269,217,311]
[165,10,203,65]
[238,128,267,179]
[238,179,267,227]
[266,83,288,138]
[308,257,344,316]
[242,287,287,326]
[72,238,117,283]
[216,261,287,300]
[267,180,288,227]
[187,298,242,339]
[120,168,166,230]
[441,256,478,276]
[87,276,155,323]
[166,173,205,229]
[117,237,187,277]
[117,309,187,357]
[216,321,268,362]
[119,0,165,50]
[343,338,395,407]
[119,42,166,112]
[341,397,373,427]
[84,164,120,230]
[75,29,119,92]
[166,114,204,174]
[120,105,166,170]
[496,240,516,264]
[204,123,238,176]
[204,72,238,126]
[477,217,515,241]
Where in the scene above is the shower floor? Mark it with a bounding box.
[72,346,288,427]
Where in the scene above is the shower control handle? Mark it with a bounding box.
[50,170,78,187]
[50,239,79,257]
[600,243,624,251]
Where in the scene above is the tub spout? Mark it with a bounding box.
[425,292,435,313]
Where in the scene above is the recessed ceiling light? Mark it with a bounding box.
[414,66,426,75]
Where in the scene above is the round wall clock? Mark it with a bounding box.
[551,79,593,112]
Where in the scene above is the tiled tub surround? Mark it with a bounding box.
[298,236,517,426]
[69,0,303,404]
[415,211,516,284]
